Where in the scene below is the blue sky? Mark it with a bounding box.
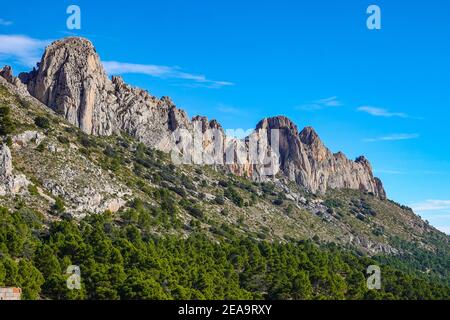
[1,0,450,233]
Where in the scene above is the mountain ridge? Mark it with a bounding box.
[6,36,385,198]
[0,65,448,264]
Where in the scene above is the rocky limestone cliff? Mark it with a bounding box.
[254,117,385,198]
[2,67,445,258]
[0,74,134,217]
[18,38,191,151]
[0,144,30,196]
[8,37,386,198]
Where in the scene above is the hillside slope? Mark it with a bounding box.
[1,73,448,253]
[0,40,449,299]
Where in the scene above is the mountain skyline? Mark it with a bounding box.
[1,0,449,233]
[6,36,386,204]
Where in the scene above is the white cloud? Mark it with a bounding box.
[357,106,408,118]
[0,34,50,67]
[0,19,13,26]
[296,96,342,111]
[0,34,233,88]
[316,96,342,107]
[364,133,419,142]
[102,61,234,89]
[436,226,450,235]
[410,200,450,234]
[374,169,405,175]
[411,200,450,212]
[374,169,450,176]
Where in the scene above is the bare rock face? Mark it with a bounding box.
[254,116,386,198]
[0,144,13,178]
[1,66,30,96]
[19,37,191,150]
[12,131,46,148]
[0,66,14,83]
[20,38,110,134]
[0,144,29,196]
[15,37,386,198]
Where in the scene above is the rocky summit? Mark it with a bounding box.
[18,37,191,148]
[15,37,386,198]
[255,116,386,198]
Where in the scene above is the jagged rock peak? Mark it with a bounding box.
[355,155,373,170]
[0,66,14,83]
[47,37,95,53]
[29,37,101,81]
[191,116,223,132]
[19,36,109,134]
[299,126,321,146]
[256,116,299,135]
[111,75,125,86]
[15,36,195,148]
[374,178,387,200]
[251,115,386,198]
[6,36,387,199]
[160,96,175,106]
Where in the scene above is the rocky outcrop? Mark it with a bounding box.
[0,66,14,83]
[10,37,386,198]
[0,144,29,196]
[0,144,13,179]
[253,116,386,198]
[12,131,46,148]
[18,38,191,152]
[19,38,110,134]
[1,66,30,96]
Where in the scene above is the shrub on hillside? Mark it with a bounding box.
[224,187,244,207]
[34,116,51,129]
[0,105,15,135]
[57,135,70,144]
[214,195,225,205]
[52,197,66,216]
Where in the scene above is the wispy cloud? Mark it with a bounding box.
[410,200,450,234]
[0,34,50,67]
[0,34,233,88]
[103,61,234,89]
[436,226,450,235]
[364,133,419,142]
[374,169,450,176]
[316,96,342,107]
[296,96,342,111]
[411,200,450,212]
[357,106,409,118]
[374,169,406,175]
[0,19,13,26]
[415,170,450,175]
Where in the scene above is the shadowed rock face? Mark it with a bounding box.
[13,37,386,198]
[0,66,14,83]
[254,116,386,198]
